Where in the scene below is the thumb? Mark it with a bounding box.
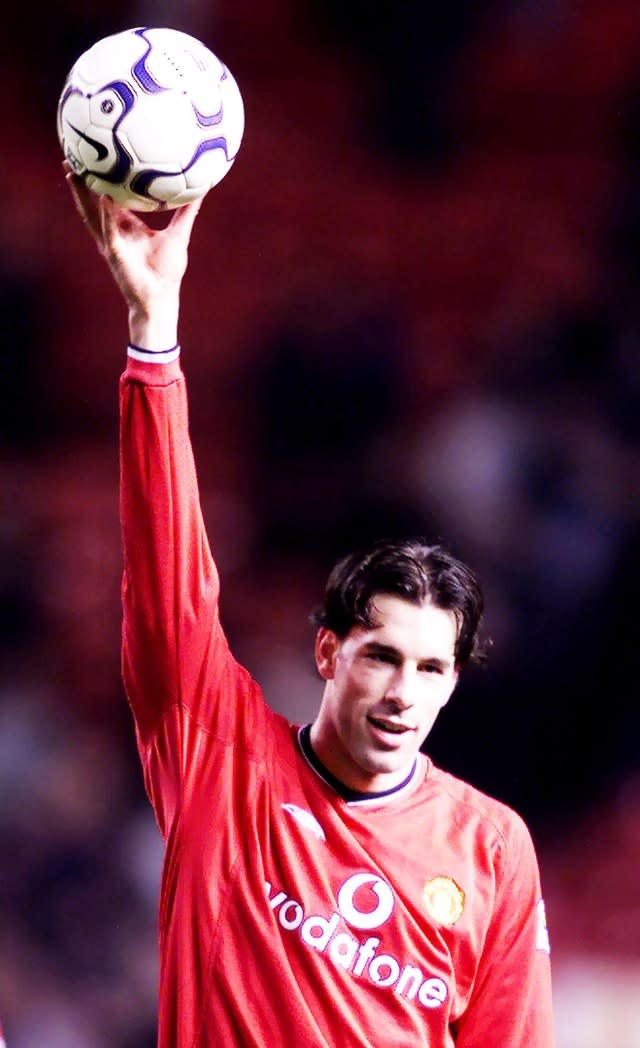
[169,197,204,245]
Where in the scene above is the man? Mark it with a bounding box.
[65,170,555,1046]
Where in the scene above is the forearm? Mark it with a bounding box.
[120,359,222,745]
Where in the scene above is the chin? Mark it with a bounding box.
[360,749,413,779]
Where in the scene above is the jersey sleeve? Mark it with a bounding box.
[119,357,258,832]
[452,813,555,1046]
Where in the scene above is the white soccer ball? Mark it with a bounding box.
[57,26,245,212]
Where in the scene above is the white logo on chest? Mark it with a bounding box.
[265,872,449,1010]
[281,803,326,841]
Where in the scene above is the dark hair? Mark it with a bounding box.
[311,538,488,667]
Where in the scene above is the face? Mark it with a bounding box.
[310,594,459,793]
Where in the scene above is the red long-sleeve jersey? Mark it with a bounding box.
[120,358,555,1047]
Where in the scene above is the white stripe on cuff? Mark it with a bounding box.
[127,343,180,364]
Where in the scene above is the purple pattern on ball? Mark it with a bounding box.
[130,135,231,202]
[192,103,223,128]
[131,28,165,94]
[88,80,136,184]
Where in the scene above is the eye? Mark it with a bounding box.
[420,663,444,674]
[366,650,397,665]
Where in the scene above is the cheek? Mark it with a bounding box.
[419,681,454,717]
[334,673,375,722]
[437,685,453,709]
[416,703,444,740]
[342,663,378,692]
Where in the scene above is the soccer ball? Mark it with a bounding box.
[57,26,245,212]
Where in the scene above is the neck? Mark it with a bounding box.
[302,725,418,801]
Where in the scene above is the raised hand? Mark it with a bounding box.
[65,165,202,349]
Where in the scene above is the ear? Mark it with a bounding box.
[315,628,340,681]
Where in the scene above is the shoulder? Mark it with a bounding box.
[427,762,537,861]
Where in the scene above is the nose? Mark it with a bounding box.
[384,664,416,708]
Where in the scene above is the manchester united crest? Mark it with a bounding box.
[423,876,465,927]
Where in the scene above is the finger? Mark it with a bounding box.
[98,194,119,251]
[168,198,203,245]
[100,195,150,250]
[65,169,105,243]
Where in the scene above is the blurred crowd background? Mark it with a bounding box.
[1,0,640,1044]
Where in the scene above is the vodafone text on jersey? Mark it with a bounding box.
[266,872,449,1011]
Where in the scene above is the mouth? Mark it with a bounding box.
[367,716,414,737]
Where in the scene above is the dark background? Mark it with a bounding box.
[1,2,639,1044]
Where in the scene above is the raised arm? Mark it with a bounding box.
[65,174,239,825]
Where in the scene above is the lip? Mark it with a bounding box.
[367,716,415,747]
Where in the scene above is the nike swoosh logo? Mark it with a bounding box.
[69,123,109,162]
[281,803,326,841]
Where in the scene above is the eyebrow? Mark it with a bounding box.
[362,642,400,657]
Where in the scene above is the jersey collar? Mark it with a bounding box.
[297,724,424,806]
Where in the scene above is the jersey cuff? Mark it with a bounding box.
[127,343,180,364]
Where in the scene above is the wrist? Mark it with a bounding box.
[128,299,179,351]
[128,342,180,364]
